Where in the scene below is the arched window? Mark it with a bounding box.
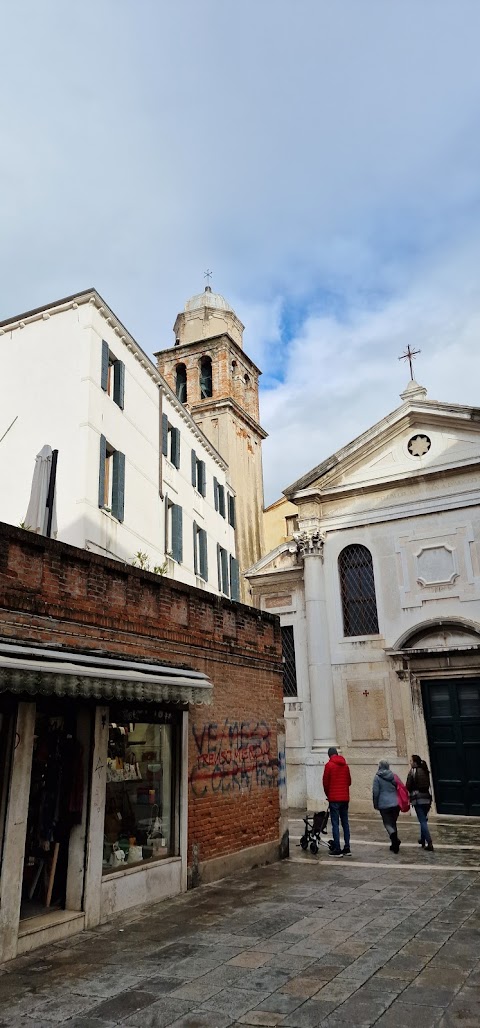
[244,373,250,387]
[175,363,187,403]
[199,356,212,399]
[339,544,379,637]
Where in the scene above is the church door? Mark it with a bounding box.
[422,679,480,815]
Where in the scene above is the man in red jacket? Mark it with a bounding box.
[322,747,351,857]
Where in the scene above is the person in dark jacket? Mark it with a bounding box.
[372,760,401,853]
[323,747,351,857]
[406,754,434,851]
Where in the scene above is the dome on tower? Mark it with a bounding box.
[185,286,233,313]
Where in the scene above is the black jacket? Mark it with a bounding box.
[406,764,431,805]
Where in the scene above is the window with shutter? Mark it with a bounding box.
[111,450,125,522]
[228,494,236,528]
[101,341,109,391]
[113,360,125,410]
[218,484,226,519]
[98,434,107,507]
[221,547,229,596]
[199,528,208,581]
[217,543,222,592]
[199,461,206,497]
[230,555,240,601]
[213,477,219,511]
[172,504,183,563]
[193,520,198,575]
[191,449,197,487]
[162,414,169,456]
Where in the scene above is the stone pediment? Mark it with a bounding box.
[285,395,480,500]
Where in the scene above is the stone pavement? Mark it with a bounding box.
[0,813,479,1028]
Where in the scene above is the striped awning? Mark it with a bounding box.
[0,643,212,705]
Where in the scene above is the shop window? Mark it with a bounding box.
[162,414,181,469]
[98,435,125,522]
[191,449,206,496]
[339,544,379,637]
[103,715,178,872]
[175,363,187,403]
[101,340,125,409]
[199,356,212,398]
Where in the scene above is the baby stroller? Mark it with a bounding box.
[299,807,330,855]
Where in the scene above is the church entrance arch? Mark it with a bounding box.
[422,678,480,815]
[389,618,480,817]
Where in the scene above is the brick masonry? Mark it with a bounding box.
[0,522,284,879]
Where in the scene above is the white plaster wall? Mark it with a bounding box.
[0,298,235,595]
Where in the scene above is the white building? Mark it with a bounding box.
[248,380,480,816]
[0,289,239,599]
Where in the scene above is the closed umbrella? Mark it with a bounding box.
[24,445,58,538]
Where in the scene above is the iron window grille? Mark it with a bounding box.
[281,625,298,697]
[339,544,379,637]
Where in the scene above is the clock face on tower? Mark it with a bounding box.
[407,434,431,457]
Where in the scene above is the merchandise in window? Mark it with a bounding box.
[103,714,178,872]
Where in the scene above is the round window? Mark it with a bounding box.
[407,434,431,457]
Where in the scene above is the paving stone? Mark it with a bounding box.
[86,989,162,1021]
[236,1013,284,1026]
[281,997,340,1026]
[436,987,480,1028]
[200,988,272,1019]
[167,1012,235,1028]
[123,997,196,1027]
[373,1000,445,1027]
[326,988,398,1025]
[228,951,272,969]
[255,992,305,1015]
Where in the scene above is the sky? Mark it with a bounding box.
[2,1,480,504]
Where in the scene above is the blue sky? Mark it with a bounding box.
[2,2,480,503]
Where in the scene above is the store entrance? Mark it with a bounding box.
[21,702,84,921]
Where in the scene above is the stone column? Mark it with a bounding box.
[295,524,337,768]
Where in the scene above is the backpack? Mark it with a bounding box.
[394,774,410,814]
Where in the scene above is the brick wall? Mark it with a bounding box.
[0,523,284,873]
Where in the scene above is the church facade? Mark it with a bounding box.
[247,380,480,816]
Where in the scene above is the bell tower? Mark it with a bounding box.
[155,286,266,604]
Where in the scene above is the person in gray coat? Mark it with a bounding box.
[372,760,401,853]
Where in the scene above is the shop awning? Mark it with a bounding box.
[0,643,212,705]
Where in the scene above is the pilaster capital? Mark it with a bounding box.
[292,521,326,562]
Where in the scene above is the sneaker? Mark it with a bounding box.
[418,838,425,847]
[328,848,342,857]
[342,846,351,856]
[426,842,434,852]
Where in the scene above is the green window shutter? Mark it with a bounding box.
[111,450,125,522]
[216,543,222,591]
[199,528,208,581]
[228,494,236,528]
[199,461,206,497]
[230,555,240,601]
[101,341,109,391]
[162,414,168,456]
[98,434,107,507]
[213,476,218,511]
[218,485,225,518]
[172,504,183,563]
[191,449,197,487]
[113,360,125,409]
[193,520,198,575]
[171,427,181,469]
[221,547,229,596]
